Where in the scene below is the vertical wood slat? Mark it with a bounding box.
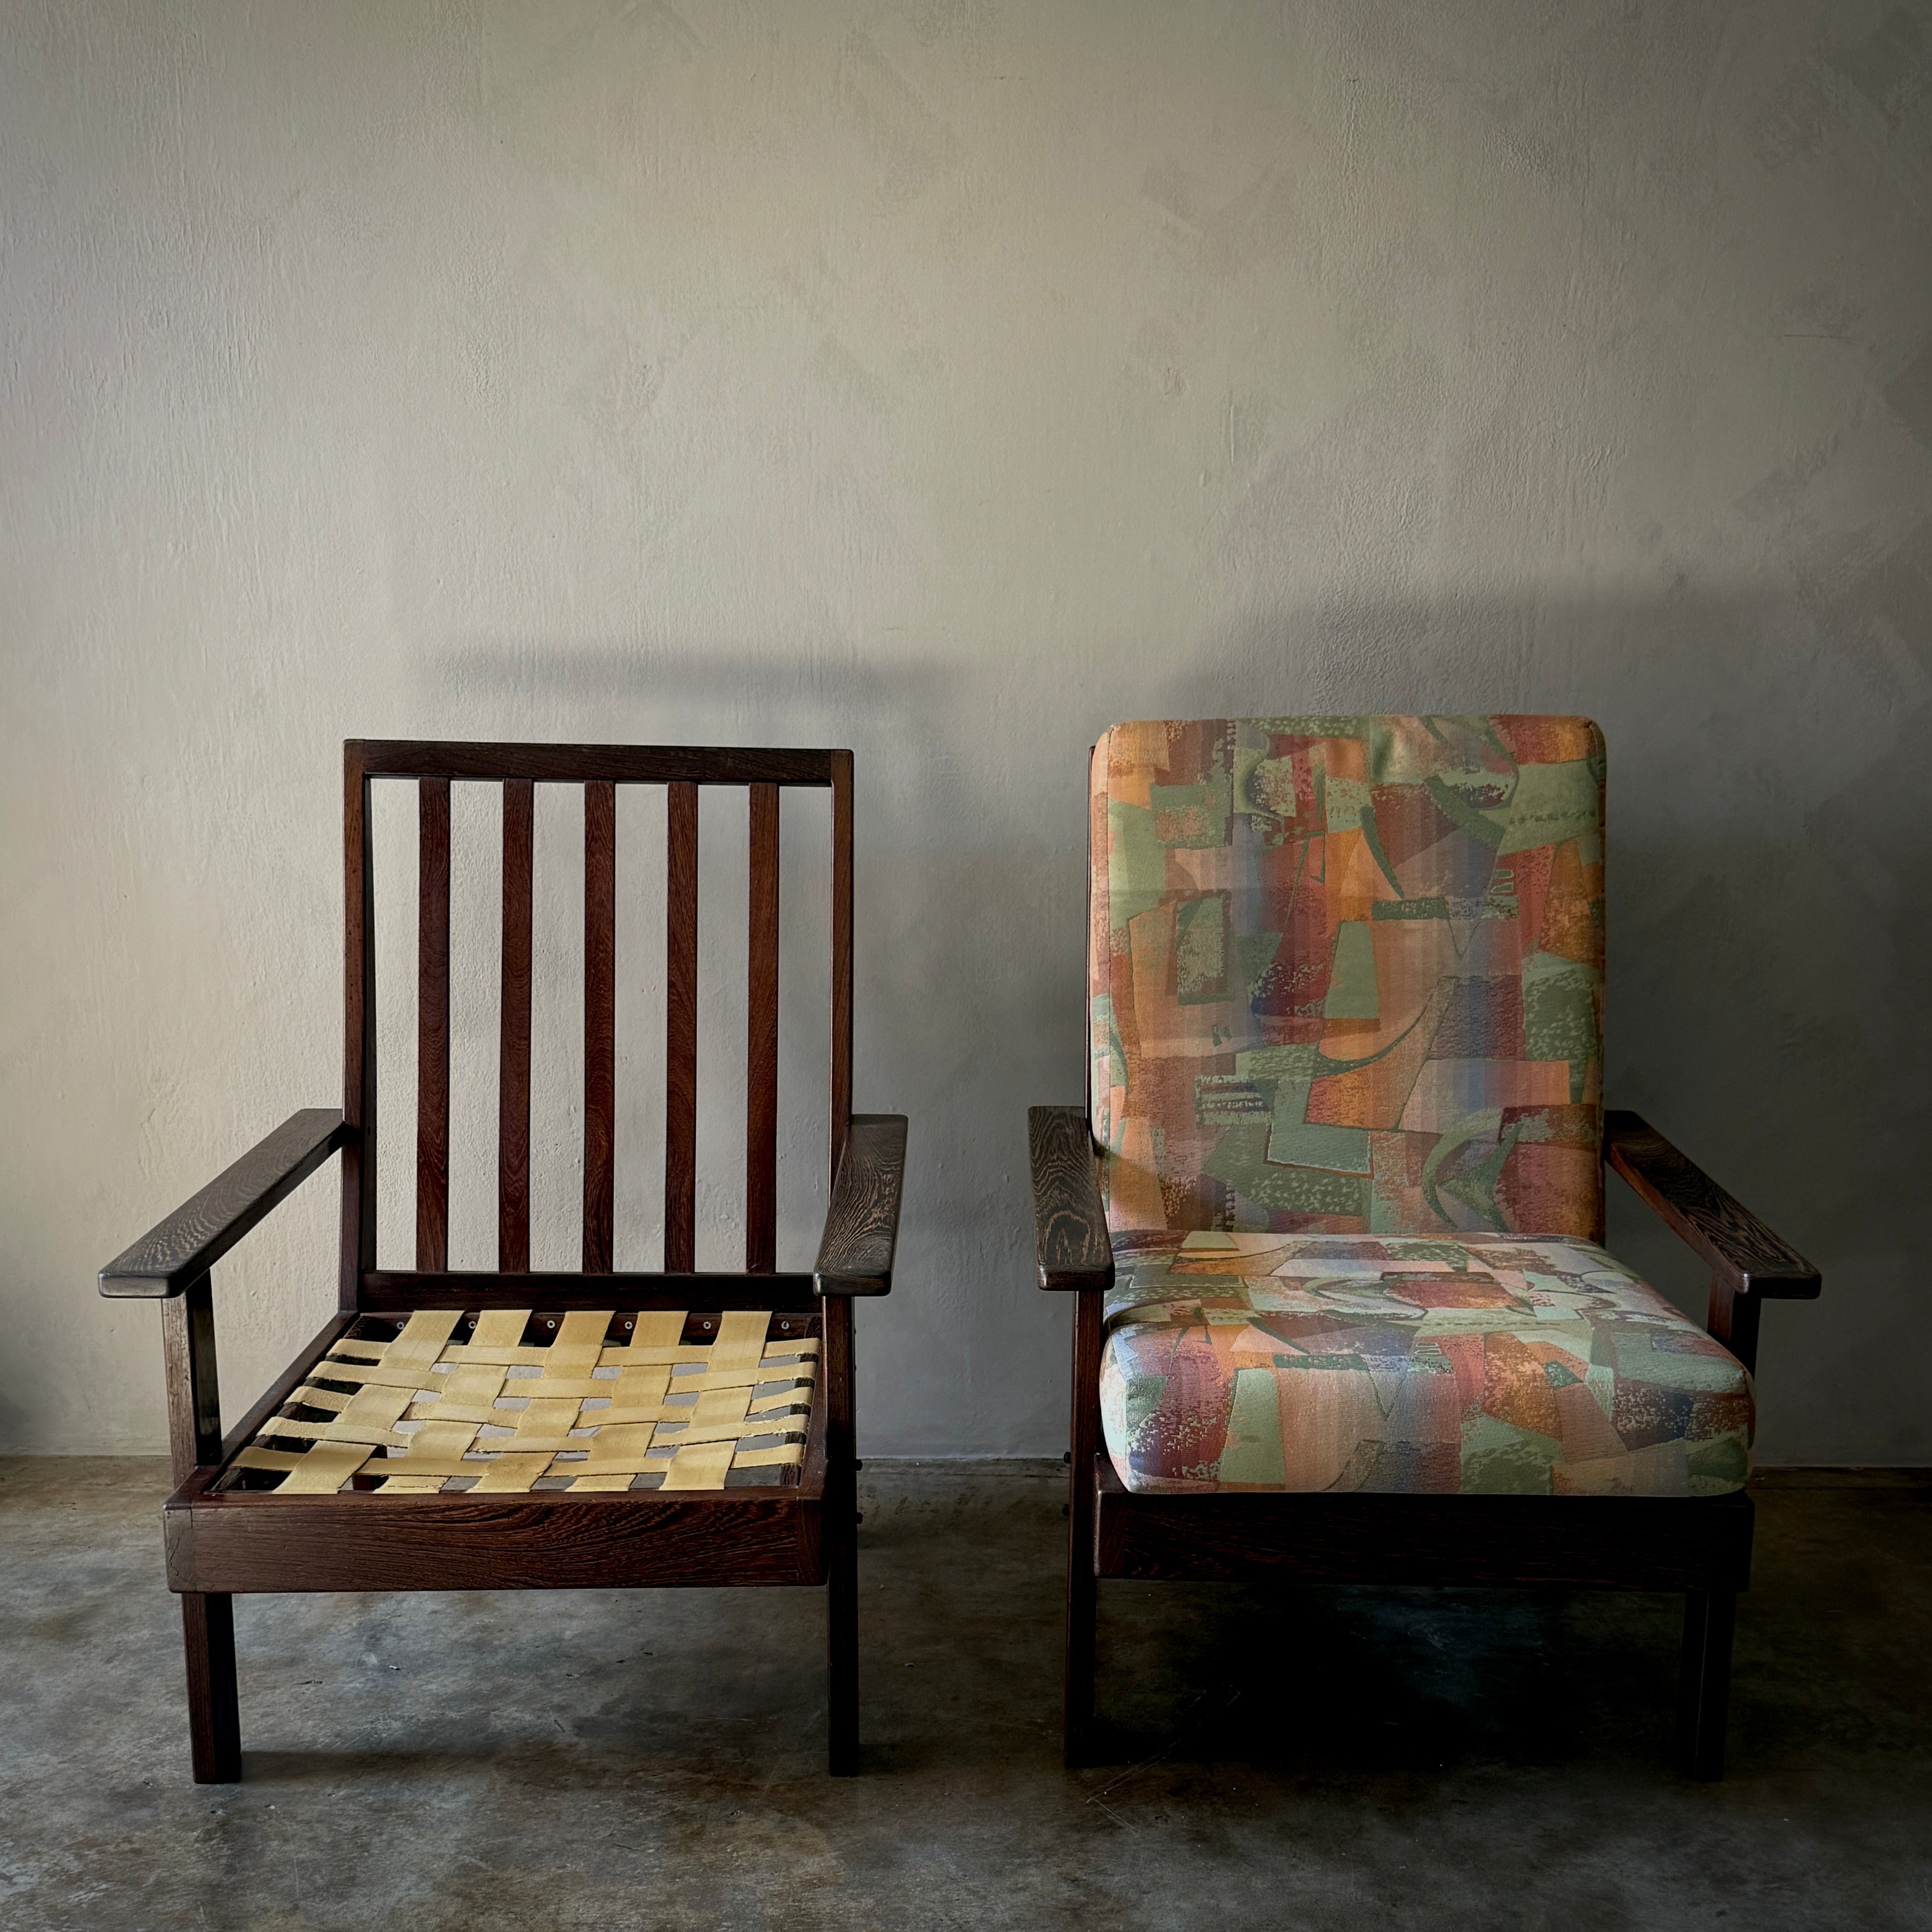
[583,781,617,1272]
[665,780,699,1272]
[161,1273,222,1487]
[746,784,780,1272]
[499,778,533,1271]
[341,743,375,1308]
[829,752,854,1179]
[416,777,451,1273]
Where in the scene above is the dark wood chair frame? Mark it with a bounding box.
[1030,906,1821,1783]
[100,741,907,1781]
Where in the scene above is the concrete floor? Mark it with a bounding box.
[2,1460,1928,1931]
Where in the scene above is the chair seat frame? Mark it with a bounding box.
[102,742,907,1782]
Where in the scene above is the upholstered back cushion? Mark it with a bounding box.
[1089,717,1605,1241]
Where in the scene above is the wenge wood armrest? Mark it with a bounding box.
[1604,1109,1821,1301]
[98,1109,351,1298]
[814,1114,908,1296]
[1029,1105,1114,1292]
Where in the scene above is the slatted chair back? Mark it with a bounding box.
[341,742,853,1311]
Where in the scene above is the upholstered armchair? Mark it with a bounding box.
[1030,716,1818,1778]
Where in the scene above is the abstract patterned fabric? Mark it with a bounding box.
[219,1308,818,1495]
[1100,1231,1752,1496]
[1089,718,1606,1241]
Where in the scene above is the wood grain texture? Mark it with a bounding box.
[352,740,838,786]
[1029,1106,1114,1292]
[100,1110,349,1295]
[342,742,376,1307]
[830,751,853,1174]
[161,1274,222,1486]
[1605,1110,1821,1298]
[813,1114,907,1296]
[665,779,698,1273]
[499,776,533,1270]
[416,777,451,1272]
[1092,1458,1755,1590]
[167,1489,827,1592]
[359,1269,817,1311]
[583,779,617,1272]
[179,1592,240,1783]
[747,783,780,1273]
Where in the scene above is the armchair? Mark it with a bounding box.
[1030,716,1817,1778]
[101,741,907,1780]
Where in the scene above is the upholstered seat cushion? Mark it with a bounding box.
[1100,1231,1752,1497]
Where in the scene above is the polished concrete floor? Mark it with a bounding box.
[2,1457,1928,1931]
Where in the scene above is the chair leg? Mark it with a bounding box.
[1064,1537,1098,1768]
[823,1294,860,1777]
[181,1592,241,1784]
[1677,1588,1736,1780]
[1064,1288,1104,1768]
[827,1526,859,1776]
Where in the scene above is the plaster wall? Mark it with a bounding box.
[3,0,1928,1461]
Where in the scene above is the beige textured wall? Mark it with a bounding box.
[4,1,1928,1460]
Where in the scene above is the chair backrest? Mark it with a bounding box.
[1088,716,1604,1241]
[340,742,852,1307]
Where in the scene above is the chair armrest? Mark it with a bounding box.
[1604,1109,1820,1301]
[1029,1105,1114,1292]
[814,1114,908,1296]
[99,1109,350,1297]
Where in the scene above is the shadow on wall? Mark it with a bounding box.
[426,585,1929,1463]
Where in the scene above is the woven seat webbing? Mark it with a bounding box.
[228,1309,818,1495]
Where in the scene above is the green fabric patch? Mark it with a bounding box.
[1237,1044,1321,1081]
[1323,775,1373,834]
[1499,760,1600,855]
[1613,1335,1747,1393]
[1217,1368,1288,1486]
[1521,949,1601,1095]
[1237,931,1282,995]
[1091,994,1125,1091]
[1241,753,1298,818]
[1195,1074,1272,1124]
[1686,1434,1750,1490]
[1107,802,1164,927]
[1149,772,1231,849]
[1460,1412,1560,1494]
[1174,894,1227,1003]
[1204,1123,1372,1218]
[1386,1240,1475,1264]
[1124,1374,1168,1444]
[1323,920,1379,1019]
[1267,1120,1373,1175]
[1261,1040,1370,1171]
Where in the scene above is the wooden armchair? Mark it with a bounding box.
[100,742,906,1781]
[1030,717,1818,1779]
